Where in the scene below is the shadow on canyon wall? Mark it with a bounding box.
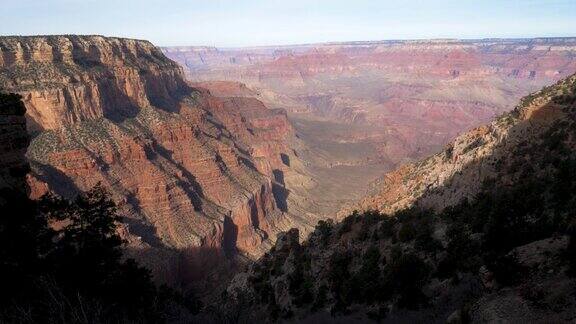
[272,168,289,212]
[91,69,192,124]
[223,215,239,257]
[148,139,205,211]
[31,161,80,198]
[280,153,290,166]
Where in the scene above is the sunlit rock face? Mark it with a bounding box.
[0,35,318,284]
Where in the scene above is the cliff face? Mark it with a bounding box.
[1,36,187,131]
[0,35,311,283]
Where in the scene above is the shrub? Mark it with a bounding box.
[348,246,383,302]
[398,223,416,242]
[315,220,333,246]
[486,253,525,286]
[384,253,430,309]
[312,285,328,310]
[566,232,576,277]
[338,214,356,236]
[379,218,396,238]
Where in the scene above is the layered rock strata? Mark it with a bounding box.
[0,35,314,284]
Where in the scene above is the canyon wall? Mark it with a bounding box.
[0,35,315,284]
[164,38,576,142]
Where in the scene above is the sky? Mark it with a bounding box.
[1,0,575,47]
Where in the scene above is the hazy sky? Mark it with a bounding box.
[1,0,575,47]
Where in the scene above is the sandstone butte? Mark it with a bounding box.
[0,35,321,285]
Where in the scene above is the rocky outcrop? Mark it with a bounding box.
[0,35,314,284]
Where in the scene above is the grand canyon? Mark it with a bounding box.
[1,13,576,324]
[164,38,576,217]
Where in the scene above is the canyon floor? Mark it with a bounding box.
[288,114,392,215]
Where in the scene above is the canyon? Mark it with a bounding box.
[164,38,576,218]
[3,35,576,293]
[0,36,320,287]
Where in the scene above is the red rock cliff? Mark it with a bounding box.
[0,35,310,283]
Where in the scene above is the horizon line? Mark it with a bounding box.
[1,33,576,49]
[159,35,576,50]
